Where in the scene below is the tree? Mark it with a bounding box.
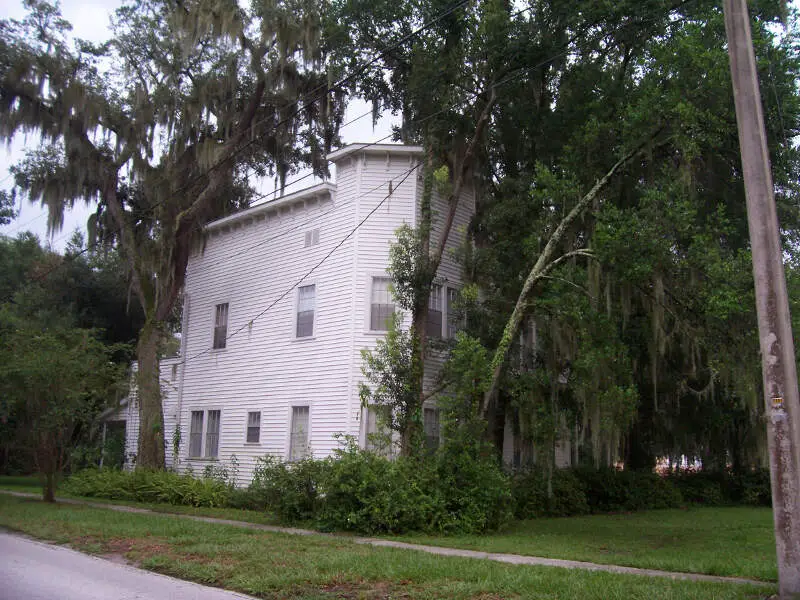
[0,325,126,501]
[0,190,16,225]
[1,0,348,467]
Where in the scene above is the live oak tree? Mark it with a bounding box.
[0,0,347,467]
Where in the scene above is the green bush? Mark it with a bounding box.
[666,469,771,507]
[727,469,771,506]
[247,437,511,534]
[669,471,725,505]
[249,455,323,522]
[61,468,230,507]
[512,469,589,518]
[571,467,682,513]
[512,467,682,517]
[318,443,440,533]
[431,437,512,533]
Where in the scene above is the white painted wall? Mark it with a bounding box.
[112,144,475,485]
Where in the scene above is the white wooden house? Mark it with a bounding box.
[106,143,474,482]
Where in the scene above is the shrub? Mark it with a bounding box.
[512,469,589,518]
[727,469,771,506]
[431,438,513,533]
[570,467,682,513]
[318,443,439,533]
[61,468,230,507]
[249,455,324,522]
[669,471,725,505]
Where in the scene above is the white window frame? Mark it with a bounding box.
[245,411,261,444]
[304,228,320,247]
[187,408,223,459]
[446,286,461,339]
[363,405,393,457]
[423,406,441,451]
[368,276,394,332]
[212,302,230,350]
[427,283,444,338]
[288,405,311,461]
[295,283,316,339]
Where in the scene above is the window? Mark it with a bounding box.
[289,406,310,461]
[370,277,394,331]
[246,411,261,443]
[446,287,460,338]
[213,303,229,349]
[206,410,220,457]
[296,285,315,337]
[189,411,203,457]
[427,284,443,338]
[304,228,320,247]
[189,409,220,458]
[423,407,440,451]
[365,406,391,456]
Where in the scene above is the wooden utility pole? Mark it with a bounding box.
[723,0,800,596]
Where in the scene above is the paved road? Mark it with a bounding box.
[0,532,257,600]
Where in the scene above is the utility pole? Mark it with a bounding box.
[723,0,800,597]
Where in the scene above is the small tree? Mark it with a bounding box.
[0,326,127,501]
[359,312,421,455]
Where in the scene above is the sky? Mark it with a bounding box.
[0,0,401,250]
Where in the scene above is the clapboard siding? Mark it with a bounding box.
[115,144,475,484]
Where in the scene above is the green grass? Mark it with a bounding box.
[395,508,777,582]
[0,495,773,599]
[0,475,49,495]
[0,475,278,526]
[0,475,777,582]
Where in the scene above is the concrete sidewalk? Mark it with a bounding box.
[0,490,772,588]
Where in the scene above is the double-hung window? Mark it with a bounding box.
[296,285,315,337]
[446,287,460,338]
[246,411,261,443]
[188,409,221,458]
[423,407,440,451]
[213,303,229,349]
[289,406,310,461]
[370,277,394,331]
[365,405,392,457]
[427,284,443,338]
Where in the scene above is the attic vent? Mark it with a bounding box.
[304,228,320,247]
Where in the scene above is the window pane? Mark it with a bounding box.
[189,411,203,457]
[297,286,315,337]
[214,303,228,349]
[423,408,440,451]
[290,406,310,461]
[247,411,260,443]
[427,285,443,338]
[370,278,394,331]
[365,406,391,456]
[447,288,460,338]
[206,410,220,457]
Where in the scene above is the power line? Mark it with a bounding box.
[184,163,420,364]
[8,0,688,295]
[9,0,474,289]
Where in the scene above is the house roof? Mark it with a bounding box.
[326,143,424,162]
[205,182,336,232]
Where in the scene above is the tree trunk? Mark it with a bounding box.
[43,471,55,503]
[136,320,166,469]
[481,140,652,418]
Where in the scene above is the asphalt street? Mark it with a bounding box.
[0,532,257,600]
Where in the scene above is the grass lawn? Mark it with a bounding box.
[0,475,278,526]
[0,475,777,583]
[395,508,777,582]
[0,495,773,599]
